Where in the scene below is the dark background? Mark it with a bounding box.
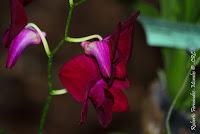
[0,0,164,134]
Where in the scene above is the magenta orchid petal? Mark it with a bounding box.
[80,98,89,125]
[59,11,139,128]
[59,54,101,102]
[110,88,129,112]
[89,79,107,107]
[115,61,127,79]
[94,90,114,128]
[113,12,139,79]
[107,23,121,61]
[109,80,130,112]
[111,79,130,89]
[6,27,45,68]
[3,0,28,47]
[81,40,111,78]
[118,12,139,62]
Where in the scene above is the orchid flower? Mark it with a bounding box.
[3,0,48,68]
[59,12,139,127]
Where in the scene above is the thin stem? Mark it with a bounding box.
[53,3,74,55]
[166,70,190,134]
[38,0,76,133]
[26,23,51,57]
[38,55,53,134]
[166,54,200,134]
[52,39,65,55]
[50,89,67,96]
[38,95,53,134]
[65,34,102,43]
[47,55,53,92]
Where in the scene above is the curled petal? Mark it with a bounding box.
[81,40,111,78]
[6,27,45,68]
[3,0,28,47]
[59,54,101,102]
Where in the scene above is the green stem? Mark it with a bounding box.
[50,88,67,96]
[38,95,53,134]
[166,55,200,134]
[38,0,76,133]
[26,23,51,57]
[65,35,102,43]
[53,3,74,55]
[38,55,53,134]
[47,55,53,92]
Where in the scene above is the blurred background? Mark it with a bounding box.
[0,0,198,134]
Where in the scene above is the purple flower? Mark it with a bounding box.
[3,0,45,68]
[59,12,139,127]
[6,26,46,68]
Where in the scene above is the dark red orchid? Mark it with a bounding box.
[3,0,45,68]
[59,12,139,127]
[3,0,29,47]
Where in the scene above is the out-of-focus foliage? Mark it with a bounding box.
[133,1,159,17]
[159,0,200,111]
[116,0,200,111]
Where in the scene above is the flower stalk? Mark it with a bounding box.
[38,0,76,133]
[50,89,67,96]
[65,35,103,43]
[26,23,51,57]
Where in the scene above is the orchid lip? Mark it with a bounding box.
[6,26,46,68]
[81,40,111,78]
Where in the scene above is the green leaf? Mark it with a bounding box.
[133,1,159,17]
[175,51,200,110]
[184,0,200,22]
[164,49,188,99]
[179,77,200,111]
[198,18,200,24]
[160,0,180,21]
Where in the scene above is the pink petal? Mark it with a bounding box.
[3,0,28,47]
[109,80,129,112]
[106,23,121,61]
[6,27,45,68]
[81,40,111,78]
[89,79,107,107]
[94,90,114,128]
[59,54,101,102]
